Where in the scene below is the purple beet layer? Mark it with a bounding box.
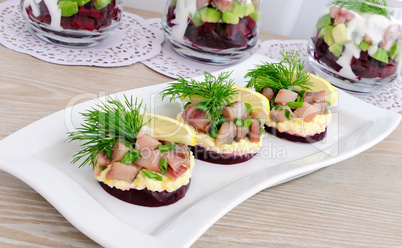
[190,145,257,164]
[166,5,257,50]
[25,0,121,32]
[311,36,397,80]
[265,125,327,143]
[99,180,191,207]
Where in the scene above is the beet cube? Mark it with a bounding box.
[72,15,95,31]
[78,6,91,17]
[90,9,102,19]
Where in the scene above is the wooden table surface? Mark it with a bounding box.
[1,3,402,248]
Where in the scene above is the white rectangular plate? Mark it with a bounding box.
[0,54,400,247]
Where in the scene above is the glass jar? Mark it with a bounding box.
[20,0,122,47]
[308,0,402,93]
[162,0,261,64]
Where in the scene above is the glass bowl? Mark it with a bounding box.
[20,0,122,47]
[161,0,261,65]
[308,0,402,93]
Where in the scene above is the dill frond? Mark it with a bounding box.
[67,95,148,168]
[332,0,389,18]
[245,50,312,94]
[160,71,237,129]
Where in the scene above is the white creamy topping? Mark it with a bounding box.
[171,0,197,42]
[266,111,332,136]
[43,0,62,30]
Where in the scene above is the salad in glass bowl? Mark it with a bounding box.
[308,0,402,93]
[162,0,261,64]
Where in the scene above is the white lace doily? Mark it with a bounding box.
[0,0,164,67]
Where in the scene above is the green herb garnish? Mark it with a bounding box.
[274,105,283,111]
[285,109,291,120]
[244,116,253,128]
[67,96,148,168]
[332,0,389,19]
[245,50,312,94]
[159,157,168,174]
[234,117,244,127]
[142,170,163,181]
[245,103,253,113]
[287,101,303,108]
[120,149,142,164]
[157,142,177,153]
[160,71,237,133]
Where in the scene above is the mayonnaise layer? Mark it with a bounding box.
[266,111,332,136]
[95,154,194,193]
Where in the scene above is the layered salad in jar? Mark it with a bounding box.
[310,0,401,84]
[21,0,121,45]
[163,0,261,55]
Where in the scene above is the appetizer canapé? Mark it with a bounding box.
[67,96,196,207]
[160,72,269,164]
[245,51,338,143]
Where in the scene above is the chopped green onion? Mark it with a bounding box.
[157,142,177,153]
[285,109,291,120]
[296,95,304,103]
[120,149,141,164]
[183,101,191,110]
[286,101,303,108]
[234,117,244,127]
[159,157,168,174]
[244,116,252,128]
[245,103,253,113]
[299,90,306,97]
[327,101,331,107]
[274,105,283,111]
[142,170,163,181]
[209,126,218,139]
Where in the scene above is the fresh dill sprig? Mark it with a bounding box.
[160,71,237,130]
[332,0,389,19]
[245,50,312,94]
[67,95,148,168]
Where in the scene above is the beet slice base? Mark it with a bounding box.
[190,145,257,164]
[99,180,191,207]
[265,125,327,143]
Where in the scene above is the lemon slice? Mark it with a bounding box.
[306,73,338,104]
[232,85,270,117]
[142,113,196,146]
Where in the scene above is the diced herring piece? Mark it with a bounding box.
[196,0,211,9]
[222,101,248,121]
[134,149,162,173]
[135,131,161,152]
[182,103,211,132]
[248,118,260,143]
[112,141,131,162]
[294,102,320,122]
[269,106,294,122]
[303,90,326,104]
[274,89,298,106]
[106,162,141,182]
[261,87,274,100]
[212,0,233,12]
[215,121,236,145]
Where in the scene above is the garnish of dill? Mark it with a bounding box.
[160,71,237,130]
[332,0,389,19]
[245,50,312,94]
[66,95,148,168]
